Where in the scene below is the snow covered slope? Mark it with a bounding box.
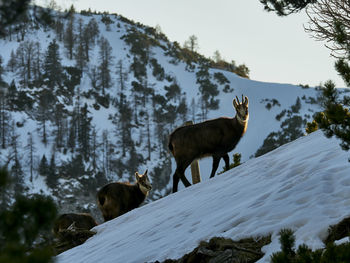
[56,130,350,263]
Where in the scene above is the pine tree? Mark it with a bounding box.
[44,39,63,89]
[47,153,57,188]
[64,13,75,60]
[196,62,219,120]
[7,50,17,73]
[0,87,10,149]
[39,155,49,178]
[25,132,36,182]
[98,37,113,95]
[78,103,92,161]
[37,89,54,145]
[260,0,316,16]
[0,56,4,84]
[9,126,24,194]
[0,168,57,263]
[75,18,86,71]
[116,59,128,106]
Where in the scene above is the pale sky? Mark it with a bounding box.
[35,0,345,88]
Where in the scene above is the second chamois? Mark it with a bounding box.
[97,170,152,222]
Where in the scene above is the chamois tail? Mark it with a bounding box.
[168,140,174,153]
[98,195,106,206]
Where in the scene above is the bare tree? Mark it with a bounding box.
[305,0,350,57]
[184,35,199,52]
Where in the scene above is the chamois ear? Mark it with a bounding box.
[135,172,141,180]
[244,96,249,107]
[233,98,238,108]
[144,169,148,176]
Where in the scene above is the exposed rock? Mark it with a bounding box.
[160,235,271,263]
[53,228,96,255]
[325,216,350,244]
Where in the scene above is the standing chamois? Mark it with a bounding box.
[168,95,249,192]
[53,213,98,236]
[97,170,152,222]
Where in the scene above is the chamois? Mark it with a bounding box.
[53,213,98,236]
[97,170,152,222]
[168,95,249,192]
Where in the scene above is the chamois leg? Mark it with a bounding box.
[172,167,191,193]
[223,154,230,171]
[210,155,221,178]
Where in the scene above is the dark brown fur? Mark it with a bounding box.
[97,171,152,222]
[168,96,249,192]
[53,213,98,236]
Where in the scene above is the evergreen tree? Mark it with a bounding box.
[0,56,4,84]
[116,59,128,106]
[0,168,57,263]
[44,39,63,89]
[260,0,316,16]
[75,18,86,71]
[47,154,57,188]
[25,132,36,183]
[196,62,219,120]
[78,103,92,161]
[64,13,75,60]
[52,103,66,149]
[39,155,49,178]
[9,126,24,194]
[98,37,113,95]
[83,18,100,62]
[0,0,31,36]
[37,89,55,145]
[7,50,17,73]
[0,86,10,149]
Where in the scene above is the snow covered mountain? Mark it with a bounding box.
[56,130,350,262]
[0,5,330,221]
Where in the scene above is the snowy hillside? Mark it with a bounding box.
[0,5,332,220]
[56,130,350,262]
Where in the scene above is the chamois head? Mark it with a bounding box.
[135,170,152,194]
[233,95,249,123]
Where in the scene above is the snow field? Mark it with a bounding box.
[57,130,350,262]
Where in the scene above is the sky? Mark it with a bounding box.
[34,0,344,88]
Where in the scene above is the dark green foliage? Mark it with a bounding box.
[260,0,317,16]
[261,98,281,110]
[150,58,165,81]
[60,154,85,179]
[196,63,219,119]
[235,64,250,78]
[276,109,287,121]
[291,97,301,113]
[6,80,33,111]
[0,168,57,263]
[0,0,31,36]
[256,100,306,157]
[78,103,92,160]
[271,228,350,263]
[63,66,82,96]
[44,39,63,89]
[213,72,230,85]
[313,81,350,153]
[101,14,113,26]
